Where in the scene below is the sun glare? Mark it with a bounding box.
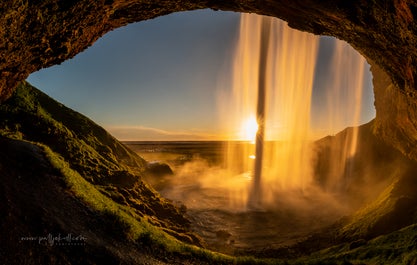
[242,116,258,142]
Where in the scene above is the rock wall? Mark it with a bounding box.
[1,0,417,159]
[373,64,417,159]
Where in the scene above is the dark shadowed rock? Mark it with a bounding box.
[146,162,174,177]
[143,162,174,191]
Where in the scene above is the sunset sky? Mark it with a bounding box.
[27,9,375,141]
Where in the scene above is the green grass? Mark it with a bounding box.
[303,224,417,264]
[0,81,146,184]
[42,144,148,238]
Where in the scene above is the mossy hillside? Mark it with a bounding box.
[304,224,417,265]
[0,81,146,184]
[0,81,196,243]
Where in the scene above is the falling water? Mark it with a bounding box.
[260,15,320,206]
[316,40,366,191]
[221,13,319,207]
[221,13,366,208]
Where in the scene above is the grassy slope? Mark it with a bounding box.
[1,81,417,264]
[0,136,166,264]
[0,81,146,184]
[304,224,417,265]
[0,82,201,246]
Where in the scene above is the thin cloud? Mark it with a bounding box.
[104,125,222,141]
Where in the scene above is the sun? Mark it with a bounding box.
[242,116,258,142]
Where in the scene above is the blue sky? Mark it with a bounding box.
[27,9,375,141]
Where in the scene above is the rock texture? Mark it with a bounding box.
[1,0,417,158]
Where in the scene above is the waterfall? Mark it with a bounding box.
[221,13,365,208]
[315,39,366,192]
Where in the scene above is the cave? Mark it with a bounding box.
[2,1,417,264]
[1,0,417,161]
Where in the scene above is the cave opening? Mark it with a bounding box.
[26,9,379,253]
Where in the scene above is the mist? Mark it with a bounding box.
[141,145,351,251]
[136,124,408,252]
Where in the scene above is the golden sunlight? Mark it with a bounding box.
[242,115,258,142]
